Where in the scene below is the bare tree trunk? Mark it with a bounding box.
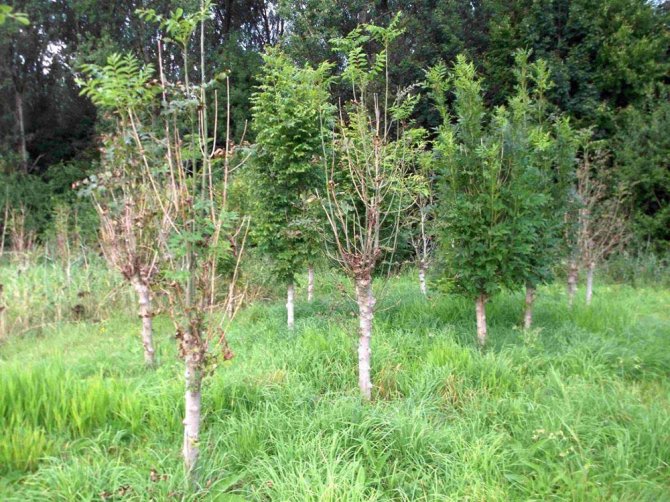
[226,281,235,318]
[287,282,295,329]
[130,276,155,366]
[523,284,535,330]
[307,266,314,303]
[475,294,487,347]
[567,261,578,308]
[418,261,427,295]
[183,345,202,474]
[15,91,28,172]
[585,261,595,306]
[355,275,375,400]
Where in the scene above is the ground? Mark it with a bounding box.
[1,269,669,501]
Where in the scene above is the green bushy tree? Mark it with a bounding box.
[429,55,555,345]
[502,51,580,328]
[249,48,334,328]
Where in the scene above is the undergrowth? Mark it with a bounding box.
[0,266,668,500]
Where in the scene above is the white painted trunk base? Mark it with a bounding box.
[586,262,595,306]
[287,283,295,329]
[307,266,314,303]
[130,276,155,366]
[476,294,487,347]
[524,285,535,330]
[183,358,202,473]
[418,263,427,295]
[355,277,375,400]
[567,261,578,308]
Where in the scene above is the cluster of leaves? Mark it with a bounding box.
[428,52,578,298]
[0,5,28,26]
[77,54,160,113]
[248,48,334,283]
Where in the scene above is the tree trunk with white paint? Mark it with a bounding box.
[183,345,202,474]
[567,261,578,308]
[287,282,295,329]
[523,284,535,330]
[585,261,595,306]
[355,275,375,400]
[130,276,155,366]
[418,261,427,295]
[307,266,314,303]
[475,294,487,347]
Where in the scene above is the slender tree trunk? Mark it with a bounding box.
[355,274,375,400]
[523,284,535,330]
[307,266,314,303]
[475,294,487,347]
[183,340,202,474]
[287,282,295,329]
[15,90,28,172]
[585,261,595,306]
[418,260,427,295]
[226,281,235,318]
[567,261,578,308]
[130,276,155,366]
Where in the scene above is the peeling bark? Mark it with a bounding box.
[355,275,375,400]
[475,294,487,347]
[130,276,155,366]
[523,284,535,330]
[585,261,595,306]
[567,261,578,308]
[287,282,295,329]
[307,266,314,303]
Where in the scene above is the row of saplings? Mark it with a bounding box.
[76,6,627,477]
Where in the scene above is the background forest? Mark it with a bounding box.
[1,0,669,252]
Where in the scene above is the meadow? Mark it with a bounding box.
[1,261,669,501]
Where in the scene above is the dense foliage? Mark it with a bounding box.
[0,0,668,249]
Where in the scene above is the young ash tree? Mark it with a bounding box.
[81,2,247,474]
[502,51,579,329]
[77,54,163,367]
[249,48,333,328]
[322,15,427,399]
[576,144,629,305]
[428,56,544,346]
[407,153,434,296]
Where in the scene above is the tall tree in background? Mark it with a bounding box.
[249,48,333,328]
[613,87,670,249]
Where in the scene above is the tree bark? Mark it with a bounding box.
[130,276,155,366]
[15,90,28,172]
[523,284,535,330]
[418,261,427,295]
[287,282,295,329]
[475,294,487,347]
[226,280,235,318]
[183,348,202,474]
[307,266,314,303]
[585,261,595,306]
[567,261,578,308]
[355,275,375,400]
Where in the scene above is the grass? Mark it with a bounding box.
[0,264,669,501]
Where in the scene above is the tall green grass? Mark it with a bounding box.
[1,269,669,500]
